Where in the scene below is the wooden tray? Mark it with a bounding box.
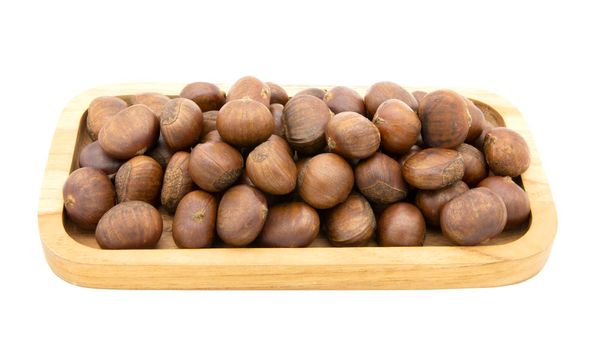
[38,83,557,289]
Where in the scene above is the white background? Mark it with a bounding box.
[1,0,598,349]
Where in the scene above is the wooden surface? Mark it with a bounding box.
[38,83,557,289]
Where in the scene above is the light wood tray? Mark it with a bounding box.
[38,84,557,289]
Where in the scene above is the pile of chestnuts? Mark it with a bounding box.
[63,76,532,249]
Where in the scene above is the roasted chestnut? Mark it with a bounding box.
[378,203,426,246]
[364,81,418,116]
[63,167,115,230]
[226,76,271,107]
[258,202,320,247]
[216,184,268,246]
[172,190,216,248]
[415,181,469,227]
[160,98,203,151]
[115,155,163,204]
[402,148,464,190]
[189,141,243,192]
[180,82,226,111]
[484,127,530,177]
[217,98,274,147]
[326,111,380,159]
[160,151,194,213]
[372,99,421,154]
[419,89,471,148]
[282,95,332,155]
[95,201,163,249]
[297,153,354,209]
[326,193,376,247]
[246,135,297,195]
[323,86,366,116]
[355,152,408,204]
[478,176,531,228]
[86,96,128,140]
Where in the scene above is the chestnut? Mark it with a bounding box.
[397,145,422,168]
[266,82,289,105]
[246,135,297,195]
[145,135,173,169]
[465,98,484,142]
[323,86,366,116]
[326,193,376,247]
[282,95,332,155]
[455,143,487,186]
[115,155,163,204]
[95,201,163,249]
[131,92,170,119]
[63,167,115,230]
[402,148,464,190]
[172,190,216,248]
[295,87,327,99]
[412,90,427,105]
[415,181,469,227]
[478,176,531,228]
[364,82,418,116]
[226,76,271,107]
[440,187,507,245]
[298,153,354,209]
[216,184,268,246]
[471,119,494,151]
[419,89,471,148]
[86,96,128,140]
[217,98,274,147]
[180,82,226,111]
[372,99,421,154]
[189,141,243,192]
[257,202,320,247]
[201,110,218,137]
[269,103,285,137]
[355,152,408,204]
[378,203,426,246]
[79,141,123,176]
[201,129,223,143]
[326,111,381,159]
[160,98,204,151]
[160,152,194,213]
[98,104,159,160]
[484,127,531,177]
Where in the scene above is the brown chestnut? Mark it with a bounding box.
[282,95,332,155]
[217,98,274,147]
[160,98,204,151]
[63,167,115,230]
[355,152,408,204]
[412,90,427,105]
[216,184,268,247]
[189,141,243,192]
[465,98,484,142]
[484,127,531,177]
[86,96,128,140]
[415,181,469,227]
[115,155,163,204]
[478,176,531,228]
[172,190,216,248]
[364,82,418,116]
[323,86,366,116]
[79,141,123,176]
[441,187,507,245]
[98,104,159,160]
[131,93,170,119]
[419,89,471,148]
[266,82,289,105]
[246,135,297,195]
[201,110,218,137]
[372,99,421,154]
[298,153,354,209]
[201,129,223,143]
[455,143,487,186]
[378,203,426,246]
[226,76,271,107]
[269,103,285,137]
[95,201,163,249]
[471,119,494,151]
[326,193,376,247]
[145,135,173,169]
[402,148,464,190]
[258,202,320,247]
[295,87,327,99]
[180,82,226,111]
[326,111,380,159]
[397,145,422,168]
[160,152,194,213]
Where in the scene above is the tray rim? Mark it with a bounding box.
[37,83,558,289]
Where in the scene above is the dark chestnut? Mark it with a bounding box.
[145,135,173,169]
[95,201,163,249]
[419,89,471,148]
[63,167,115,230]
[217,98,274,147]
[266,82,289,105]
[440,188,507,245]
[246,135,297,195]
[258,202,320,247]
[478,176,531,228]
[282,95,332,155]
[115,155,163,204]
[326,111,380,159]
[216,185,268,247]
[189,141,243,192]
[355,152,408,204]
[172,190,216,248]
[79,141,123,176]
[415,181,469,227]
[372,99,421,154]
[323,86,366,116]
[326,193,376,247]
[180,82,226,111]
[269,103,285,137]
[298,153,354,209]
[160,98,203,151]
[402,148,464,190]
[378,203,426,246]
[484,127,531,177]
[455,143,487,186]
[160,152,194,213]
[86,96,128,140]
[364,82,418,116]
[226,76,271,107]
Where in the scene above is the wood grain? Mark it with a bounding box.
[38,84,557,289]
